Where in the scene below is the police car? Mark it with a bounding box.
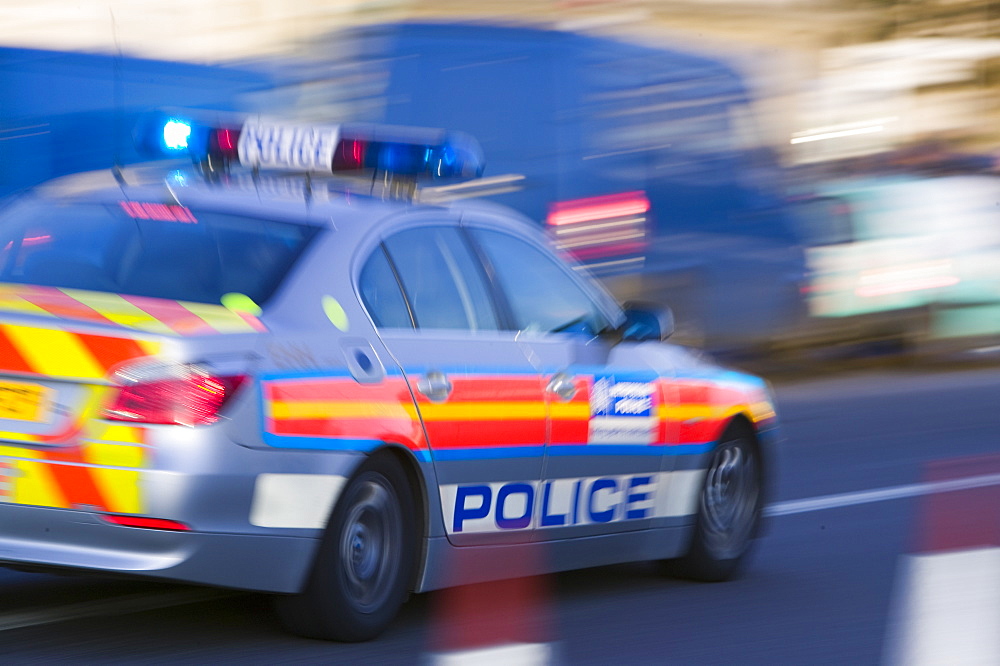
[0,113,778,641]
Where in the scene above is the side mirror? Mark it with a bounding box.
[620,301,674,342]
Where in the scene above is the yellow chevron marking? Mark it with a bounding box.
[9,459,67,508]
[88,424,144,445]
[91,468,143,514]
[180,302,257,334]
[61,289,175,335]
[82,442,145,469]
[83,442,145,514]
[2,325,105,379]
[0,294,50,317]
[270,400,415,421]
[417,401,546,421]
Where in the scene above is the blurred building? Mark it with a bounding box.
[4,0,1000,157]
[0,0,407,61]
[4,0,1000,355]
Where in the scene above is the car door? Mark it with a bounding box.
[357,217,547,546]
[464,222,668,540]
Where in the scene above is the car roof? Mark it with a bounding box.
[31,161,540,235]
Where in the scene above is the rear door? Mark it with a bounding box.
[357,216,547,546]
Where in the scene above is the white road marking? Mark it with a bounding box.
[0,588,234,632]
[764,472,1000,517]
[431,642,554,666]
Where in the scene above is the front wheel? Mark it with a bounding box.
[275,454,415,641]
[664,425,763,582]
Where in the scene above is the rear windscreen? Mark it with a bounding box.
[0,199,319,305]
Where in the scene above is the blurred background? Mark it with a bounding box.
[5,0,1000,364]
[4,4,1000,664]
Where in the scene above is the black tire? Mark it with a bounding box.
[275,454,415,642]
[664,424,763,582]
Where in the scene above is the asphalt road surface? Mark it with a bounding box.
[1,363,999,664]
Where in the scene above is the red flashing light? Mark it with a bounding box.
[119,201,197,223]
[103,365,245,426]
[101,514,191,531]
[211,128,241,159]
[332,139,368,170]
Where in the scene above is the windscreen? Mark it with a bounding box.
[0,199,319,305]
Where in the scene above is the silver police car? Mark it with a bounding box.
[0,114,777,641]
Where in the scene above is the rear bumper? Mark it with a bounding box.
[0,503,318,593]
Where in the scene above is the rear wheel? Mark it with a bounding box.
[665,424,762,582]
[275,454,415,641]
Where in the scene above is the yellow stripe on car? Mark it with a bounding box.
[416,401,547,421]
[270,400,415,421]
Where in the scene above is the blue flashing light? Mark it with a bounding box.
[135,112,486,181]
[134,110,229,162]
[335,127,485,180]
[162,119,192,151]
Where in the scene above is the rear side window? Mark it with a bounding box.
[358,247,412,329]
[0,199,318,305]
[378,226,498,331]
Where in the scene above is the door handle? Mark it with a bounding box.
[546,372,578,402]
[417,370,452,403]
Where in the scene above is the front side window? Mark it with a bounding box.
[0,199,318,305]
[381,226,498,331]
[469,228,613,336]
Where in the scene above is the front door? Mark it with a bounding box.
[464,224,667,540]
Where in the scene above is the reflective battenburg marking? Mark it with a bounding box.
[262,376,427,454]
[414,375,546,450]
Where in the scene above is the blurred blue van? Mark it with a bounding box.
[282,22,812,353]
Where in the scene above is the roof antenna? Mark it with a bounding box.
[111,8,126,187]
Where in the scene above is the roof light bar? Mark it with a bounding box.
[135,112,485,181]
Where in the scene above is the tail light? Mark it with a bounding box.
[103,361,246,426]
